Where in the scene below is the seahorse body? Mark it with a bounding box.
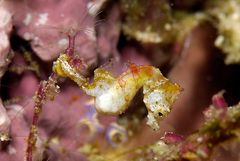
[53,54,181,129]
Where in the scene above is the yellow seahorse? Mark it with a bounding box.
[53,53,181,130]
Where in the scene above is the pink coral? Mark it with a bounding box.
[0,6,13,77]
[4,0,98,66]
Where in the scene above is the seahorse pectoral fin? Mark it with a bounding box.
[143,79,181,130]
[83,68,116,96]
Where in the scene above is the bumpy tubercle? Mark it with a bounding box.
[53,53,181,130]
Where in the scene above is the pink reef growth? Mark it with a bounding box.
[0,0,240,161]
[4,0,98,66]
[162,132,184,144]
[212,91,228,110]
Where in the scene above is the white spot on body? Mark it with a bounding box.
[144,89,170,115]
[23,13,32,26]
[35,13,48,26]
[95,85,125,113]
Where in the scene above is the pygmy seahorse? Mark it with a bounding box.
[53,54,181,130]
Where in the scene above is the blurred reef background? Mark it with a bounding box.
[0,0,240,160]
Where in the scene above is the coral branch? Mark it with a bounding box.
[115,100,240,161]
[26,73,59,161]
